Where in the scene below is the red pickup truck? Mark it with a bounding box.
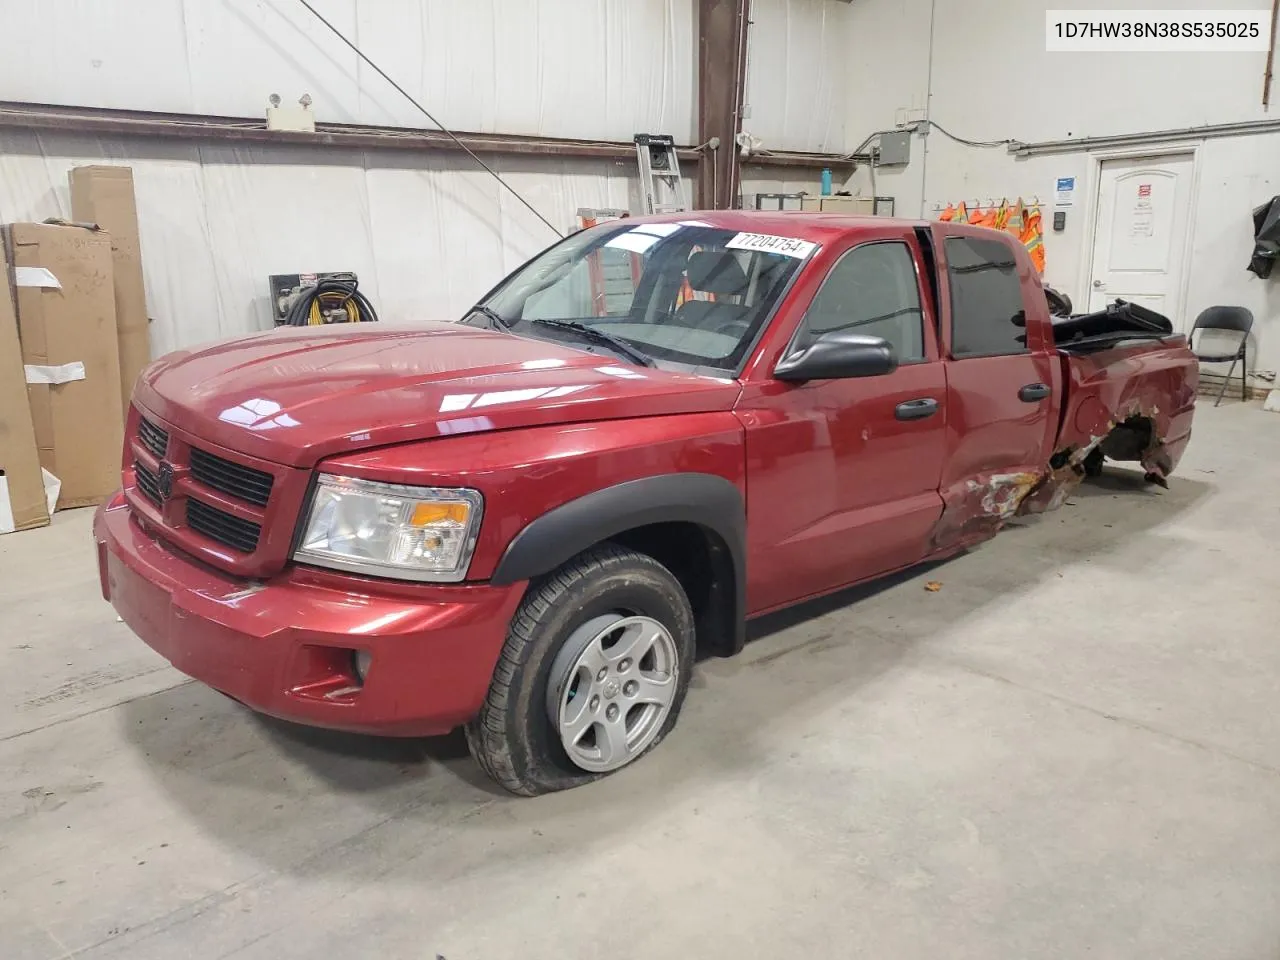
[94,212,1197,795]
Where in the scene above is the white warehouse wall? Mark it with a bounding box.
[0,0,847,353]
[845,0,1280,387]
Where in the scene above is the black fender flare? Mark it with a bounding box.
[490,473,747,653]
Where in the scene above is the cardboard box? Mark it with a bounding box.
[4,222,124,509]
[69,165,151,415]
[0,246,49,532]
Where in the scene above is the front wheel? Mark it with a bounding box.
[465,543,695,796]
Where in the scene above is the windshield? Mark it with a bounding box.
[474,221,814,372]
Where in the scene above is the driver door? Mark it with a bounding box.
[736,232,949,615]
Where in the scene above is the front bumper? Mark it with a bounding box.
[94,494,525,736]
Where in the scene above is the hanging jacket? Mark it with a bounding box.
[1249,196,1280,278]
[939,203,957,222]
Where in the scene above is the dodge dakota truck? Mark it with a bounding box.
[94,212,1198,795]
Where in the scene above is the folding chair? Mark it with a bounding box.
[1190,306,1253,407]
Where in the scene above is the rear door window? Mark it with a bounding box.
[946,236,1028,357]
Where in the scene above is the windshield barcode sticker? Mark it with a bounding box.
[725,232,817,259]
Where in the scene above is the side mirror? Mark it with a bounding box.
[774,331,899,382]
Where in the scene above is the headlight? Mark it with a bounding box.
[294,475,483,582]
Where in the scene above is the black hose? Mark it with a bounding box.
[282,278,379,326]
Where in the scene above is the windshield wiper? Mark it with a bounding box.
[467,304,511,330]
[529,319,655,367]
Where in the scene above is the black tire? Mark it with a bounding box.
[1083,447,1106,478]
[465,543,695,796]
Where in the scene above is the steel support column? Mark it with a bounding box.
[697,0,750,209]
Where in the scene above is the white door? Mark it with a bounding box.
[1087,154,1194,326]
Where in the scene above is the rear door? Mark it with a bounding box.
[738,227,948,614]
[931,226,1060,548]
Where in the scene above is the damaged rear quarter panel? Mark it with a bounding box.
[931,340,1198,550]
[1056,340,1198,476]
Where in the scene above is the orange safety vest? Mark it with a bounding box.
[939,203,957,222]
[1020,205,1046,274]
[969,206,998,229]
[993,200,1011,231]
[1005,199,1024,238]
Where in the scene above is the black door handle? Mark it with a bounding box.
[895,398,939,421]
[1019,383,1051,402]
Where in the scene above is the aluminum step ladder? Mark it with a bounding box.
[576,208,641,315]
[634,134,688,214]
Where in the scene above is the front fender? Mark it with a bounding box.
[491,473,747,652]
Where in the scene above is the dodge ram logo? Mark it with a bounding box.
[157,462,175,501]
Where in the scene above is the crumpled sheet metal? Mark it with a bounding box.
[931,470,1042,550]
[931,400,1173,550]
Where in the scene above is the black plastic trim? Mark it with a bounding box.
[492,473,748,653]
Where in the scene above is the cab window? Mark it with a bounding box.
[946,236,1028,357]
[796,241,925,362]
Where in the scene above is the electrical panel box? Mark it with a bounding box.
[878,131,912,166]
[269,271,357,323]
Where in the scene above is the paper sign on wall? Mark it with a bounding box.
[1055,177,1076,207]
[1131,184,1155,238]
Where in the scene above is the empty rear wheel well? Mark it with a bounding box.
[608,522,737,659]
[1099,414,1157,462]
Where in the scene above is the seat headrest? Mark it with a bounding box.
[686,251,749,295]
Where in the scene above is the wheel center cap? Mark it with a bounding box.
[602,679,620,699]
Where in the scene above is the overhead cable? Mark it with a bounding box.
[294,0,563,238]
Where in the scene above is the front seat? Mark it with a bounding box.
[673,251,752,332]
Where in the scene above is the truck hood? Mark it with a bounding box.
[134,322,742,467]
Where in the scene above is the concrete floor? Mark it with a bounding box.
[2,400,1279,959]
